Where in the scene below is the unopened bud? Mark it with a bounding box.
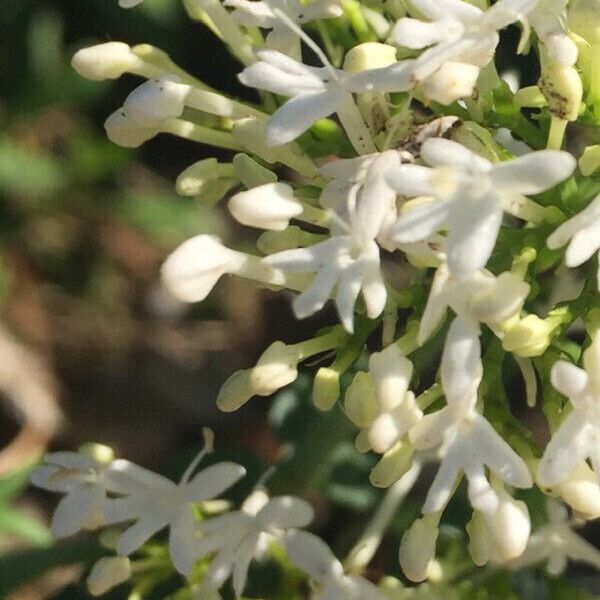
[228,183,303,231]
[399,513,439,582]
[249,342,301,396]
[422,62,480,105]
[555,463,600,519]
[72,42,143,81]
[233,153,278,188]
[161,235,244,303]
[344,372,378,428]
[104,110,158,148]
[176,158,238,197]
[343,42,397,73]
[87,557,131,596]
[313,367,340,411]
[579,144,600,176]
[539,63,583,122]
[217,369,254,412]
[370,441,414,488]
[502,314,557,357]
[369,344,413,412]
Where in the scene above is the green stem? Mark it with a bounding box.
[161,119,243,150]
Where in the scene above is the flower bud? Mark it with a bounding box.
[370,441,414,488]
[217,369,254,412]
[161,235,244,303]
[344,372,378,428]
[87,556,131,596]
[104,110,158,148]
[502,314,557,357]
[257,226,305,254]
[569,0,600,46]
[539,63,583,122]
[467,510,492,566]
[422,62,480,105]
[343,42,397,73]
[480,492,531,562]
[249,342,301,396]
[313,367,340,411]
[71,42,143,81]
[176,158,237,197]
[123,77,191,126]
[399,513,439,582]
[120,0,144,7]
[233,153,278,188]
[78,443,115,466]
[228,183,304,231]
[369,344,413,412]
[579,144,600,176]
[555,463,600,519]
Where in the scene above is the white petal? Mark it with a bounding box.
[418,265,450,345]
[123,77,190,126]
[169,507,198,575]
[537,411,596,487]
[490,151,575,195]
[421,61,481,105]
[409,407,453,450]
[293,264,339,319]
[104,460,175,496]
[385,164,436,198]
[361,263,387,321]
[45,452,96,471]
[266,89,346,146]
[30,465,73,493]
[224,0,277,26]
[284,530,340,582]
[391,19,460,49]
[420,138,492,172]
[390,201,450,243]
[258,497,314,529]
[566,220,600,267]
[51,486,101,538]
[441,317,482,407]
[233,533,260,597]
[446,193,503,275]
[472,415,533,488]
[116,514,168,555]
[203,547,236,589]
[185,462,246,502]
[412,37,480,82]
[422,448,462,513]
[411,0,483,22]
[484,0,540,30]
[463,463,499,512]
[102,497,146,525]
[547,195,600,249]
[550,361,589,399]
[266,26,301,60]
[301,0,344,21]
[335,263,362,333]
[468,271,529,324]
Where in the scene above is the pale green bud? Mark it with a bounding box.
[217,369,254,412]
[555,463,600,519]
[501,314,557,357]
[579,145,600,176]
[249,342,300,396]
[369,441,414,488]
[72,42,143,81]
[399,513,439,582]
[539,63,583,121]
[343,43,397,73]
[313,367,340,411]
[87,557,131,596]
[78,443,115,465]
[344,372,378,428]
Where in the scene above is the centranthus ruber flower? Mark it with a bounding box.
[196,489,314,597]
[387,138,575,276]
[284,530,388,600]
[547,192,600,289]
[389,0,541,104]
[537,335,600,488]
[102,431,246,575]
[264,152,402,332]
[409,318,533,514]
[224,0,342,60]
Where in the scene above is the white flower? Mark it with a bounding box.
[264,151,402,332]
[197,489,314,597]
[398,513,439,582]
[390,0,540,104]
[224,0,342,59]
[547,193,600,289]
[345,345,422,454]
[228,183,304,230]
[102,434,246,575]
[409,318,532,513]
[417,263,530,345]
[387,138,575,276]
[284,530,388,600]
[30,451,112,538]
[537,336,600,488]
[238,50,413,145]
[510,500,600,574]
[529,0,578,66]
[120,0,144,7]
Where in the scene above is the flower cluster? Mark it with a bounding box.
[31,0,600,597]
